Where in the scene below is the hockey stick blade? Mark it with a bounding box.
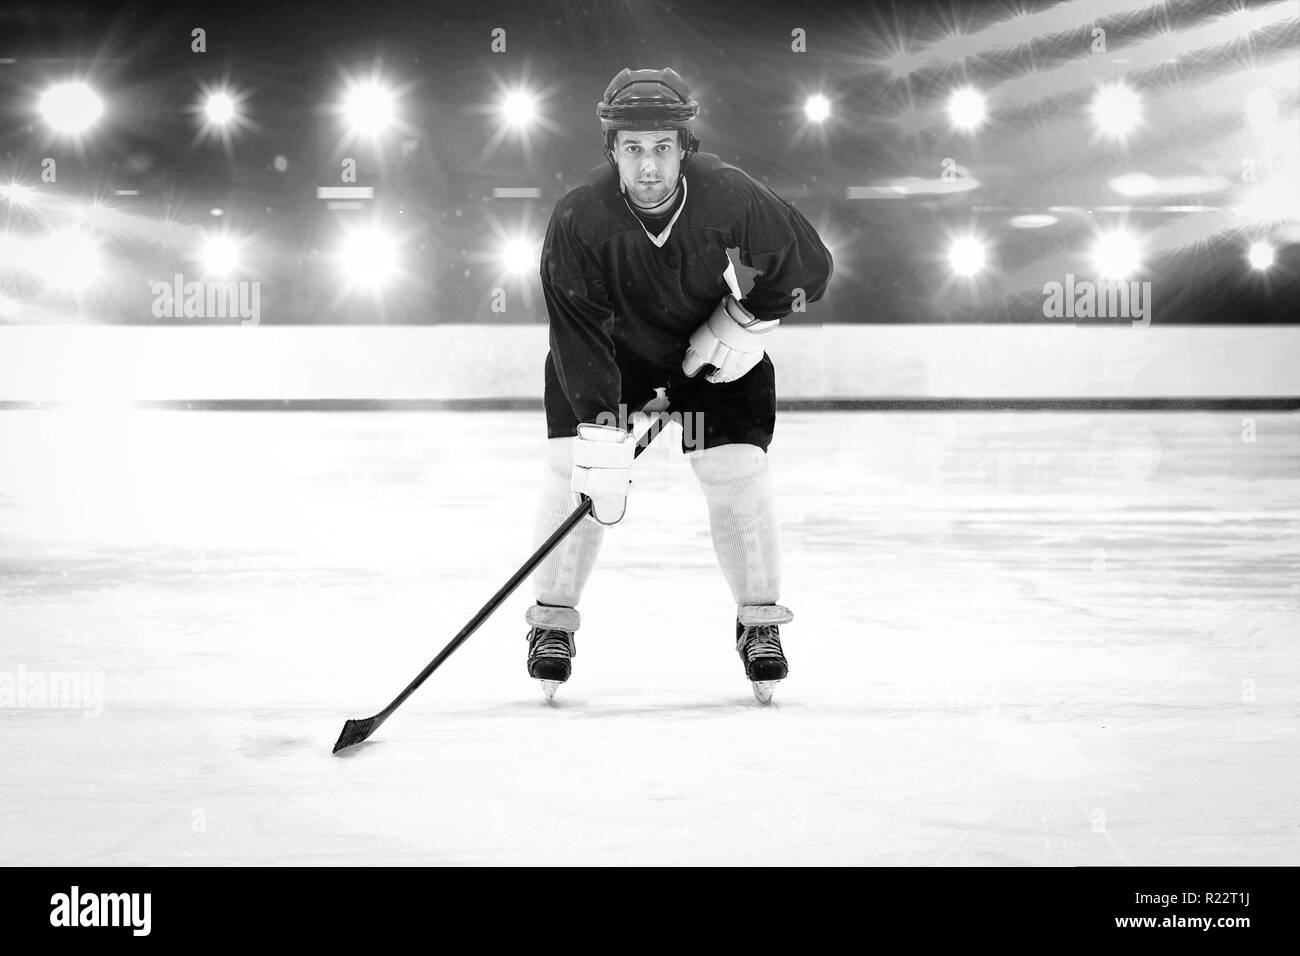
[331,412,669,754]
[333,716,383,753]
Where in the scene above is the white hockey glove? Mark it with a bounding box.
[681,296,779,384]
[570,423,634,526]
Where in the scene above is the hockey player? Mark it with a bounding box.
[526,67,832,703]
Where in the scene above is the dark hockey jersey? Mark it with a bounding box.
[540,151,833,425]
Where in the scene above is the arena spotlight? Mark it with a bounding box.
[947,235,987,277]
[0,183,35,205]
[1247,241,1275,271]
[804,94,831,123]
[946,87,987,132]
[478,74,560,160]
[501,238,538,276]
[1092,230,1144,280]
[198,234,242,277]
[204,92,236,126]
[342,80,396,136]
[501,89,538,128]
[1090,82,1143,140]
[192,82,254,146]
[38,82,104,134]
[338,225,399,290]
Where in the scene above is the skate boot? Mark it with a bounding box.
[525,604,579,702]
[736,604,792,704]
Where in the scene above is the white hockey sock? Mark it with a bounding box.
[532,437,605,608]
[689,442,781,607]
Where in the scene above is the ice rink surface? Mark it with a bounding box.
[1,408,1297,865]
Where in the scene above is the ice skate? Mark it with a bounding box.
[525,604,579,702]
[736,604,792,704]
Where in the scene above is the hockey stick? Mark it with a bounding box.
[332,412,670,753]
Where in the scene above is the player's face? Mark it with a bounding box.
[615,130,683,208]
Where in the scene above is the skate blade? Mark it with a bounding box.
[751,680,779,704]
[540,680,561,702]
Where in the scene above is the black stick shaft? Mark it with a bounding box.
[376,497,592,719]
[337,415,667,748]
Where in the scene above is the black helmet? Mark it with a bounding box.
[597,67,700,168]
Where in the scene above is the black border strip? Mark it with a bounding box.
[11,864,1286,942]
[1,398,1297,411]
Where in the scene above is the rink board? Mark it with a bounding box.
[0,324,1297,402]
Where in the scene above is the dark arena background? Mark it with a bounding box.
[1,0,1297,895]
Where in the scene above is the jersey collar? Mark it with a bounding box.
[622,177,688,248]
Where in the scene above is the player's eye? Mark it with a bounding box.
[656,144,669,152]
